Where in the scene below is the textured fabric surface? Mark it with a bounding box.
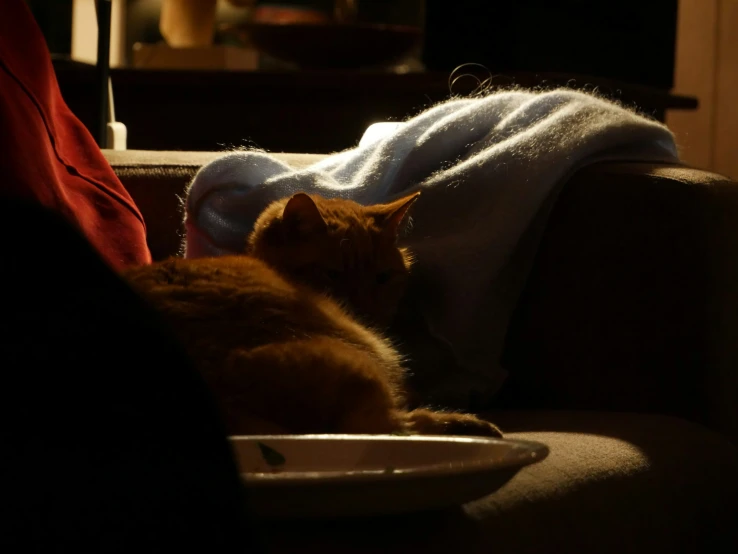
[256,412,738,554]
[181,92,679,403]
[0,1,150,270]
[104,152,738,551]
[500,162,738,442]
[469,411,738,553]
[108,152,738,437]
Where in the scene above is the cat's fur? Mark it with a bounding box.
[123,193,501,437]
[248,192,417,328]
[250,192,480,409]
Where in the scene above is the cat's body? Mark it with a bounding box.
[123,193,501,437]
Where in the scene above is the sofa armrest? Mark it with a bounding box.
[500,162,738,442]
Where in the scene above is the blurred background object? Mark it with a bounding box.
[243,0,425,71]
[25,0,74,58]
[28,0,738,179]
[132,0,427,72]
[422,0,679,90]
[159,0,219,47]
[132,0,258,69]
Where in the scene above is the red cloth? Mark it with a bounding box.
[0,0,151,270]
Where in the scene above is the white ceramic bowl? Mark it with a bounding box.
[231,434,549,518]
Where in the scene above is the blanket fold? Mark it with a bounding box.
[184,89,679,403]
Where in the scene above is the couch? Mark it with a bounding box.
[105,149,738,553]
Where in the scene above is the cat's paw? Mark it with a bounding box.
[404,408,503,438]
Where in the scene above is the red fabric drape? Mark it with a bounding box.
[0,0,151,269]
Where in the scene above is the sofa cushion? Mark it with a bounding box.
[105,150,738,442]
[471,411,738,553]
[256,412,738,554]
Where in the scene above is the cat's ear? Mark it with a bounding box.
[281,193,327,236]
[376,192,421,239]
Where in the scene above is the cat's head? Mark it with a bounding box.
[248,192,421,327]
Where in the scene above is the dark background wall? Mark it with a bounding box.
[422,0,679,90]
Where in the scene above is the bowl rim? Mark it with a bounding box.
[230,434,550,486]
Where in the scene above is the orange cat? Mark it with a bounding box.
[123,193,501,437]
[249,192,474,409]
[249,192,416,328]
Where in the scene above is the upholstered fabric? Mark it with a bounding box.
[106,150,738,442]
[181,93,679,404]
[256,412,738,554]
[105,150,738,552]
[500,161,738,443]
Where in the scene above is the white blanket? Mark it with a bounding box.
[183,89,679,403]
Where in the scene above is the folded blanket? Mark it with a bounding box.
[183,89,679,404]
